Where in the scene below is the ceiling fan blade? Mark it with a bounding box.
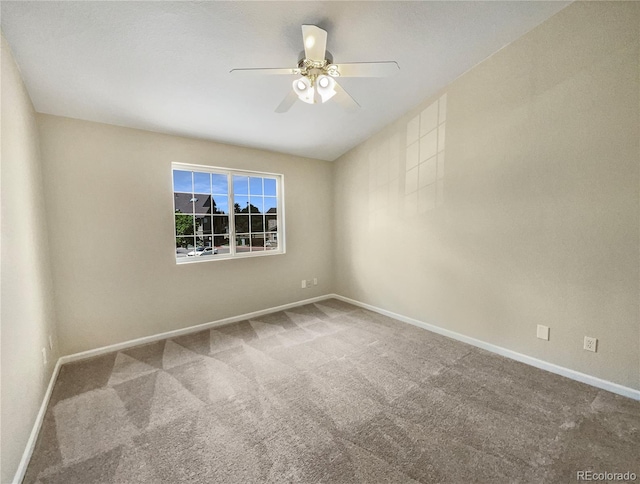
[333,81,360,112]
[230,67,300,76]
[301,25,328,61]
[332,61,399,78]
[275,90,298,113]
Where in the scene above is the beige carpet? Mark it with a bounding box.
[24,299,639,483]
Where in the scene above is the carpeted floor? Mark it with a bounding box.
[24,299,639,483]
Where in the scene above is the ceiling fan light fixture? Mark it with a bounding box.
[315,75,336,103]
[292,77,314,104]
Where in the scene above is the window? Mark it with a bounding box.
[172,163,284,262]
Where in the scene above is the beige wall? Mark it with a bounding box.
[37,115,334,356]
[334,2,640,390]
[1,36,59,482]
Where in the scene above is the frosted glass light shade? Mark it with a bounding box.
[292,77,314,104]
[315,75,336,103]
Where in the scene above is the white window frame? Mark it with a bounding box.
[172,162,286,263]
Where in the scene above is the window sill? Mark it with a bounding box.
[175,249,285,264]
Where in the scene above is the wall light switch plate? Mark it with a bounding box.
[537,325,550,341]
[301,280,306,289]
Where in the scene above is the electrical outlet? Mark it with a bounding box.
[584,336,597,352]
[313,278,318,286]
[306,280,312,288]
[301,280,306,289]
[536,325,549,341]
[42,347,48,366]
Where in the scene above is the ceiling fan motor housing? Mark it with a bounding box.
[298,50,333,65]
[297,51,339,80]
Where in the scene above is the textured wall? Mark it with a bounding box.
[334,2,640,389]
[37,115,334,356]
[1,36,59,482]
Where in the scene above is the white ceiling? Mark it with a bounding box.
[1,1,569,161]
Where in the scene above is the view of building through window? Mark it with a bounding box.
[173,164,283,261]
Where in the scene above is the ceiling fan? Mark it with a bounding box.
[230,25,399,113]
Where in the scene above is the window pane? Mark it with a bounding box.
[251,215,263,232]
[175,214,194,236]
[249,202,261,214]
[193,172,211,194]
[212,196,229,214]
[214,236,230,255]
[174,193,194,214]
[173,170,192,193]
[211,174,227,195]
[213,215,228,234]
[194,236,216,258]
[234,214,249,233]
[265,215,278,232]
[265,234,278,250]
[234,196,249,213]
[233,175,249,195]
[193,194,213,214]
[195,215,212,235]
[264,197,277,213]
[236,235,251,253]
[264,178,276,196]
[249,177,263,195]
[250,197,264,213]
[176,237,194,258]
[251,233,265,252]
[196,236,210,248]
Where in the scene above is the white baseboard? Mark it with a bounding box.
[60,294,334,364]
[12,359,62,484]
[333,294,640,401]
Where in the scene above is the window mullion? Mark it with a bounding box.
[228,172,235,256]
[192,171,196,251]
[247,174,251,252]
